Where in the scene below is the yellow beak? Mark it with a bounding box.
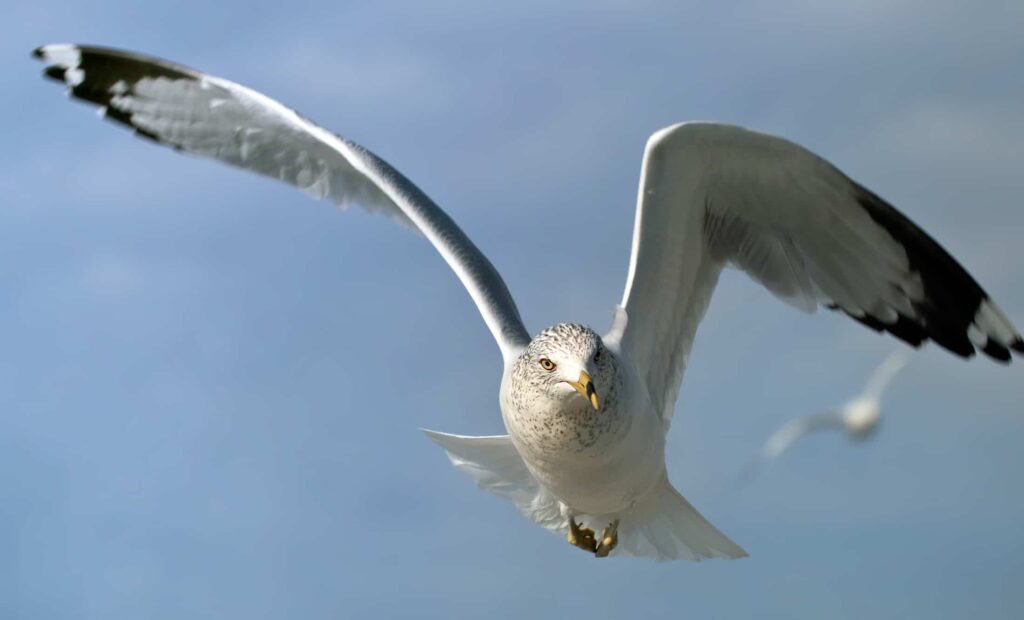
[566,370,600,411]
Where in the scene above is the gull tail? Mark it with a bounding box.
[421,430,564,532]
[616,479,747,562]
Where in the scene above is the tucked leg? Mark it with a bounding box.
[594,519,620,558]
[566,518,597,554]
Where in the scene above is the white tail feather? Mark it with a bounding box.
[616,479,747,561]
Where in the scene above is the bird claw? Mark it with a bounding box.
[567,518,619,557]
[595,519,619,558]
[566,518,597,553]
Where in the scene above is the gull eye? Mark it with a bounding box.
[539,358,556,371]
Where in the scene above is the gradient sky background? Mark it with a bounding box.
[3,1,1023,618]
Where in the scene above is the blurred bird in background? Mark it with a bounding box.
[740,349,913,483]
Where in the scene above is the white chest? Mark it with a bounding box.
[499,364,665,515]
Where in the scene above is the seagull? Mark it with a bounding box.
[33,44,1024,561]
[741,349,913,483]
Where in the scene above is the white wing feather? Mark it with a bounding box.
[34,44,531,361]
[736,412,844,485]
[862,349,913,401]
[759,413,845,462]
[617,123,1022,425]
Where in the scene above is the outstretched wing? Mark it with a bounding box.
[33,44,531,362]
[735,411,846,486]
[862,349,913,401]
[615,122,1022,424]
[759,413,845,462]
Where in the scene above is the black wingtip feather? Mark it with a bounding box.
[31,46,45,59]
[1012,339,1024,354]
[849,185,1009,361]
[930,328,976,359]
[102,105,131,125]
[43,66,66,82]
[35,45,204,130]
[884,315,930,348]
[982,340,1012,363]
[830,305,929,349]
[133,126,164,144]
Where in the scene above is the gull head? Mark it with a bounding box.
[510,323,617,413]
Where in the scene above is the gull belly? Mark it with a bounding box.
[500,349,665,518]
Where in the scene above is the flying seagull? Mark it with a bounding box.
[741,349,914,483]
[33,44,1023,561]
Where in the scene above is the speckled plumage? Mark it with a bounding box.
[501,323,664,518]
[505,324,624,454]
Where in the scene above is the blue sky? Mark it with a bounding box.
[3,1,1023,618]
